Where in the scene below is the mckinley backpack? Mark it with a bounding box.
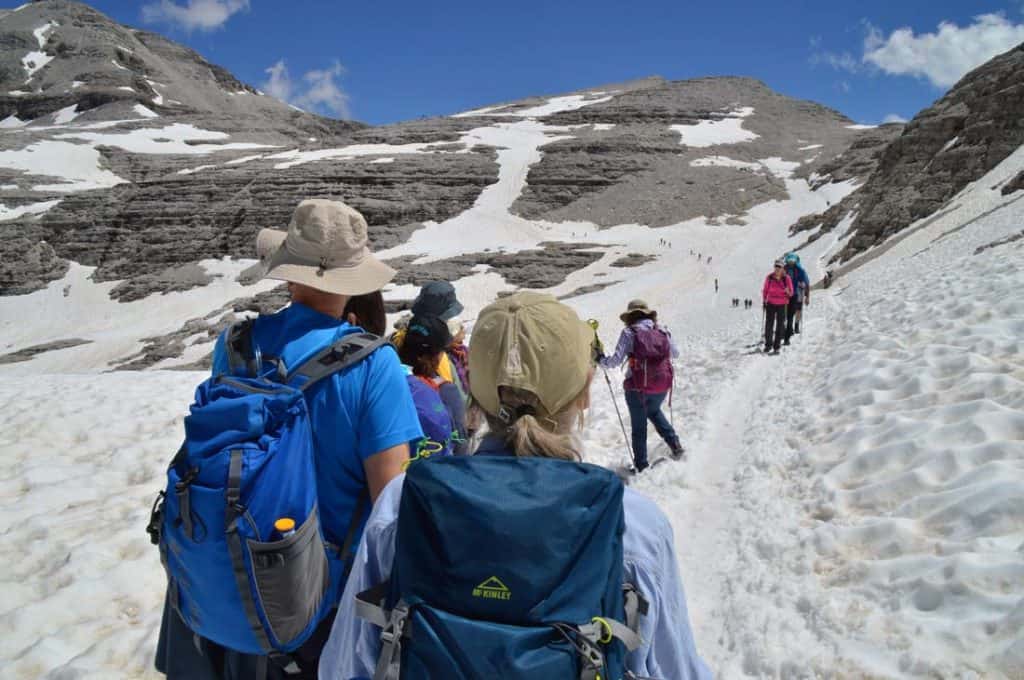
[626,324,673,394]
[356,455,647,680]
[147,319,386,655]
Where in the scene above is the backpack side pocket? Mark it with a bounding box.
[247,508,329,646]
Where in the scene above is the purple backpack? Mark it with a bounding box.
[407,375,454,459]
[624,325,673,394]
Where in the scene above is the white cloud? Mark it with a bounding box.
[882,113,908,123]
[263,60,291,101]
[809,33,864,73]
[809,42,861,74]
[295,61,351,119]
[262,59,351,119]
[863,13,1024,88]
[142,0,249,32]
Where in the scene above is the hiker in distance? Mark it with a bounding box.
[599,300,685,470]
[319,292,712,680]
[762,258,794,355]
[783,252,809,344]
[154,199,423,680]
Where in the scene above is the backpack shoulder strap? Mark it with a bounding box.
[289,332,388,393]
[225,318,258,377]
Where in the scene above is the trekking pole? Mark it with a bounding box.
[761,303,766,348]
[602,368,633,466]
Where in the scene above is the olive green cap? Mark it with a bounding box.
[469,292,594,419]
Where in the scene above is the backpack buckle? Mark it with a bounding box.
[146,490,166,546]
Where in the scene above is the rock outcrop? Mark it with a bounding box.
[0,0,503,296]
[791,42,1024,261]
[513,77,867,227]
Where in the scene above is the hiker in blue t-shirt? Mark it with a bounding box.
[155,200,422,680]
[319,292,711,680]
[783,252,810,344]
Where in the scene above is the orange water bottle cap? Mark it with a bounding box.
[274,518,296,533]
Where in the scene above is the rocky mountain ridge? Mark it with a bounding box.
[791,42,1024,261]
[0,0,931,370]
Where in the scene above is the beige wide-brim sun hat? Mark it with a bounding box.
[250,199,395,296]
[619,299,656,322]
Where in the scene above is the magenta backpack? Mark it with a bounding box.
[624,324,673,393]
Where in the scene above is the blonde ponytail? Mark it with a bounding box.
[479,371,593,461]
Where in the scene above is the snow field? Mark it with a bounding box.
[671,107,760,148]
[0,372,197,680]
[798,206,1024,676]
[653,157,1024,676]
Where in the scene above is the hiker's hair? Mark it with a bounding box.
[342,291,386,336]
[477,371,593,462]
[397,339,443,378]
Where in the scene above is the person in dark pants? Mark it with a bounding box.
[782,253,809,344]
[762,259,793,354]
[599,300,684,470]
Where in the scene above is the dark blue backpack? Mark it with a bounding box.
[357,456,647,680]
[148,320,386,655]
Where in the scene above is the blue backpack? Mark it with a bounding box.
[356,456,647,680]
[147,319,386,655]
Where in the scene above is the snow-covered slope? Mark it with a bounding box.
[0,81,1022,678]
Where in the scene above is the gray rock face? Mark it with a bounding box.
[0,1,502,297]
[389,242,606,290]
[792,43,1024,261]
[0,337,91,364]
[797,123,904,187]
[1002,170,1024,196]
[20,146,497,289]
[0,0,358,134]
[610,253,657,268]
[513,77,867,227]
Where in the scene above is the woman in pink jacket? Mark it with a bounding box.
[762,259,793,354]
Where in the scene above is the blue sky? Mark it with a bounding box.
[68,1,1024,125]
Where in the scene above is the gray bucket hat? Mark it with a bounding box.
[252,199,395,295]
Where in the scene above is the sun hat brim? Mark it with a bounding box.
[254,228,396,295]
[620,307,655,322]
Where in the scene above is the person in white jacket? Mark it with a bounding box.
[319,292,712,680]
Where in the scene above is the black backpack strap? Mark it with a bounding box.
[225,318,258,377]
[288,333,388,393]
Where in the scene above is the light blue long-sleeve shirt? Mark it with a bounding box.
[318,461,713,680]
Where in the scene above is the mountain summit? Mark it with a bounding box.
[0,0,349,130]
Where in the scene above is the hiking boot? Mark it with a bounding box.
[771,348,780,355]
[783,339,790,346]
[670,444,686,460]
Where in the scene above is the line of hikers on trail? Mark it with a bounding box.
[149,199,711,680]
[761,253,810,355]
